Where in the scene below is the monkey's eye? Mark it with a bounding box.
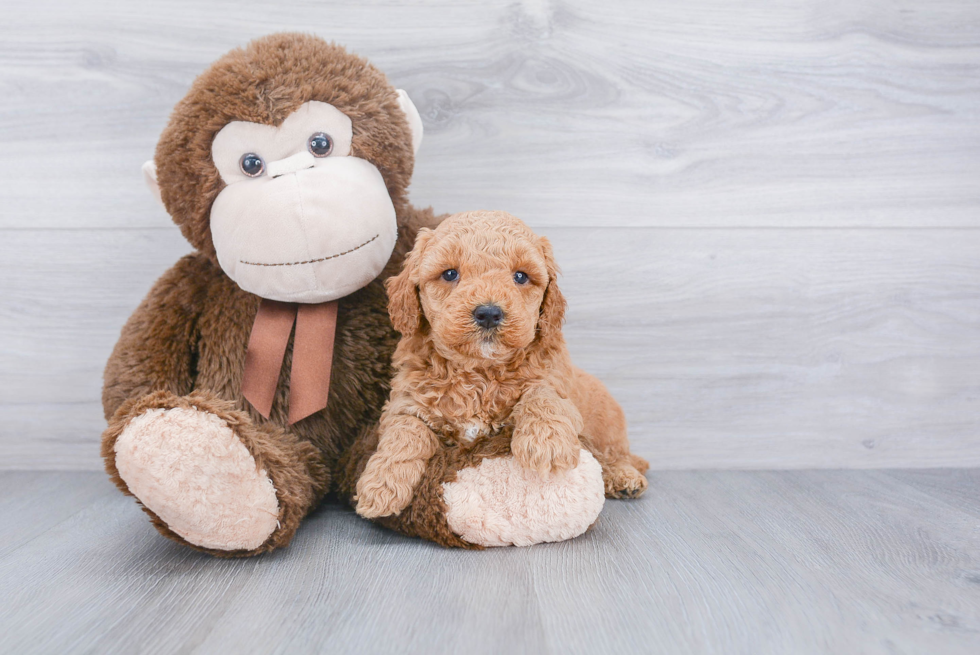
[514,271,529,285]
[239,153,265,178]
[308,132,333,157]
[441,269,459,282]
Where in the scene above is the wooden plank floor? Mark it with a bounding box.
[2,470,979,654]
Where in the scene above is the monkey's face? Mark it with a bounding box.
[151,35,421,301]
[208,101,398,303]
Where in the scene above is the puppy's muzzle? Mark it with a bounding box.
[473,304,504,330]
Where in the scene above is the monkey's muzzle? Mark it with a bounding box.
[210,156,398,303]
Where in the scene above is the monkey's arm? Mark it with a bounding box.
[354,395,440,519]
[510,381,585,477]
[102,253,215,420]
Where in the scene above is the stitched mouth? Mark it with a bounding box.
[239,234,379,267]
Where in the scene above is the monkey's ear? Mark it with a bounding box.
[396,89,423,156]
[142,160,163,206]
[386,228,433,337]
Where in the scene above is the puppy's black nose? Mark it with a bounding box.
[473,304,504,330]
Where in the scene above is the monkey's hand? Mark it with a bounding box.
[511,385,584,477]
[355,415,439,519]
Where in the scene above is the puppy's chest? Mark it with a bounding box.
[415,379,525,444]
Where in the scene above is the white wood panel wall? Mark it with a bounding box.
[1,0,978,470]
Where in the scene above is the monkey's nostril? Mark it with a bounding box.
[473,304,504,330]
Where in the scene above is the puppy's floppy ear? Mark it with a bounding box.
[386,228,434,337]
[537,236,566,342]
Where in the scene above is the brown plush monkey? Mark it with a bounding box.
[101,33,443,556]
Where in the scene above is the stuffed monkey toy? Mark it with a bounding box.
[103,33,630,556]
[101,33,442,556]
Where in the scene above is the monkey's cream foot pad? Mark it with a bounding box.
[442,449,605,547]
[114,407,279,551]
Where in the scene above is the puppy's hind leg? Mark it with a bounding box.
[570,368,649,499]
[599,453,649,499]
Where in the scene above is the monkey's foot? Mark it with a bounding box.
[442,449,604,547]
[114,406,279,551]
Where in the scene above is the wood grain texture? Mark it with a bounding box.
[1,470,979,654]
[1,0,979,469]
[0,0,978,229]
[2,227,978,469]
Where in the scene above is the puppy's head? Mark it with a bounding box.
[387,210,565,361]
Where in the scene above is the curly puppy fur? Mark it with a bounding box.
[353,210,648,521]
[101,33,443,556]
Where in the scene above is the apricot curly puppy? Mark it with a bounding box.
[355,210,648,520]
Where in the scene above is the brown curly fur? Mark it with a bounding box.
[349,210,649,525]
[101,33,444,557]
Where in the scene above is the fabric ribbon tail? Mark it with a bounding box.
[288,301,339,424]
[242,299,297,419]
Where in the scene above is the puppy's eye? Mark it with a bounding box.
[513,271,529,285]
[441,269,459,282]
[239,153,265,178]
[308,132,333,157]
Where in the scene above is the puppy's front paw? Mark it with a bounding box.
[355,460,419,519]
[512,416,581,477]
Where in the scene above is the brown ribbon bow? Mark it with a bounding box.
[242,299,338,425]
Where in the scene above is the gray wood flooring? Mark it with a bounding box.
[2,0,980,470]
[2,470,979,654]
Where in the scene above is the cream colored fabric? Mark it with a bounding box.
[142,159,162,205]
[443,449,605,547]
[209,101,396,303]
[210,101,353,184]
[210,156,397,302]
[266,150,316,178]
[397,89,423,155]
[114,407,280,551]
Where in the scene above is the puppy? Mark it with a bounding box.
[355,210,648,519]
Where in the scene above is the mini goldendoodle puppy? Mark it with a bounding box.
[349,210,648,545]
